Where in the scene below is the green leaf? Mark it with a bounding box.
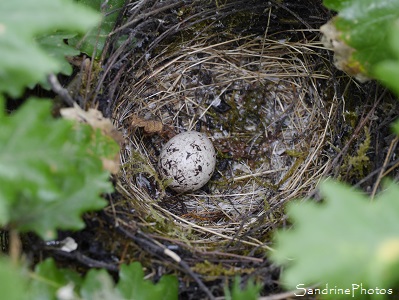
[29,258,82,300]
[12,258,179,300]
[224,277,261,300]
[36,32,80,76]
[34,31,80,90]
[0,98,116,240]
[0,0,100,97]
[323,0,352,11]
[321,0,399,81]
[66,261,178,300]
[117,262,178,300]
[270,179,399,296]
[69,0,126,59]
[374,21,399,97]
[80,269,124,300]
[0,257,28,300]
[391,119,399,135]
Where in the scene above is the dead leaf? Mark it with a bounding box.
[130,114,163,134]
[60,103,122,174]
[101,156,120,175]
[61,103,123,143]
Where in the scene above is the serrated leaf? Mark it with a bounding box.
[36,32,80,76]
[271,179,399,296]
[117,262,178,300]
[0,0,100,97]
[34,31,80,90]
[69,0,126,59]
[224,277,261,300]
[29,258,82,300]
[12,257,180,300]
[0,98,117,240]
[321,0,399,81]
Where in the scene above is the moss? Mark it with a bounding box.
[344,111,358,129]
[340,126,371,179]
[192,260,254,278]
[122,150,165,194]
[277,150,307,187]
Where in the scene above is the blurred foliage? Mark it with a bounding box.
[375,21,399,97]
[0,99,117,240]
[69,0,127,59]
[271,180,399,299]
[1,259,179,300]
[224,277,262,300]
[321,0,399,81]
[0,0,99,97]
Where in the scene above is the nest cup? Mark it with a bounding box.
[109,0,347,287]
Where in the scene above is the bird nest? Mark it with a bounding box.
[81,0,399,297]
[114,34,331,247]
[103,0,335,284]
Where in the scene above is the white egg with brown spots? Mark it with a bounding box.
[158,131,216,193]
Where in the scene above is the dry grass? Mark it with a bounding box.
[112,30,336,260]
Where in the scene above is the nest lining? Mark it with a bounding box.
[113,31,334,254]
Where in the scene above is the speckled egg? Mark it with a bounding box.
[158,131,216,193]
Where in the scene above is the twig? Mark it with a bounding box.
[233,168,289,181]
[47,74,75,106]
[117,226,216,300]
[110,1,182,36]
[370,136,399,199]
[9,229,21,265]
[147,234,264,263]
[382,159,399,177]
[353,158,399,189]
[269,0,313,29]
[52,250,119,272]
[328,90,386,178]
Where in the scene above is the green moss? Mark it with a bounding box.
[340,126,371,179]
[343,111,358,129]
[122,150,165,193]
[277,150,307,187]
[192,260,254,278]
